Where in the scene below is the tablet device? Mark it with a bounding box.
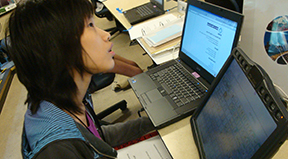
[190,47,288,159]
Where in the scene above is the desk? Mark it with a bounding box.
[158,116,288,159]
[102,1,288,158]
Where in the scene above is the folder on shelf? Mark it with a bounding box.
[143,23,183,47]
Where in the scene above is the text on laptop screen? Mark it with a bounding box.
[181,4,238,77]
[195,59,277,159]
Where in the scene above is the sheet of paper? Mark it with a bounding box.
[117,135,172,159]
[143,20,183,47]
[152,48,179,65]
[128,14,179,40]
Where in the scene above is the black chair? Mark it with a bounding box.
[88,73,128,120]
[91,0,124,36]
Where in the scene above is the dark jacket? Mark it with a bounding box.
[22,97,117,159]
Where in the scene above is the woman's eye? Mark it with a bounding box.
[88,22,94,27]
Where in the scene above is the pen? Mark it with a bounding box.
[1,68,7,73]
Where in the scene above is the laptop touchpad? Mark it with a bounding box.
[142,89,178,125]
[145,89,162,102]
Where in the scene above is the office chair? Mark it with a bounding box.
[91,0,124,36]
[88,73,128,120]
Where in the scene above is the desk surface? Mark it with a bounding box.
[158,116,288,159]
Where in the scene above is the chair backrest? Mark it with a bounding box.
[91,0,114,20]
[88,73,115,94]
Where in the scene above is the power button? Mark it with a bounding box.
[275,111,284,120]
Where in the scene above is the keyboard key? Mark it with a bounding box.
[152,64,207,107]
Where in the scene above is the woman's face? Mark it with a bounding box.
[81,17,115,74]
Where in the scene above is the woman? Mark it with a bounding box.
[6,0,154,158]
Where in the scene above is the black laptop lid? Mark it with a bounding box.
[151,0,164,10]
[206,0,243,13]
[179,0,243,84]
[190,47,288,159]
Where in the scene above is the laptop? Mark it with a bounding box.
[206,0,243,13]
[123,0,165,25]
[190,47,288,159]
[128,0,243,128]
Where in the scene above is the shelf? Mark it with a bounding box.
[0,66,15,113]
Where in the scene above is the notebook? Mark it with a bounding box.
[128,0,243,128]
[123,0,165,25]
[143,22,183,47]
[190,47,288,159]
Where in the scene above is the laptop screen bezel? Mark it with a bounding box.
[206,0,244,13]
[179,0,243,84]
[190,47,288,159]
[150,0,164,10]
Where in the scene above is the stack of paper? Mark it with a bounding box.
[128,14,184,40]
[143,23,182,47]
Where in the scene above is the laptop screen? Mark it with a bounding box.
[181,4,238,77]
[206,0,243,13]
[195,59,277,158]
[151,0,163,9]
[153,0,162,5]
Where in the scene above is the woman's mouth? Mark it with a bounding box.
[109,43,115,56]
[109,50,115,56]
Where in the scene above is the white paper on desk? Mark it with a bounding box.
[116,135,172,159]
[128,14,179,40]
[152,48,179,65]
[143,18,183,47]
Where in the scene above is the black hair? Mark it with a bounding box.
[6,0,94,114]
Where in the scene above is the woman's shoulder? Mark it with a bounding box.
[23,100,117,159]
[23,101,86,158]
[24,100,82,141]
[32,138,96,159]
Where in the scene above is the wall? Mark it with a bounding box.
[239,0,288,94]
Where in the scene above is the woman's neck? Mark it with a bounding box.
[73,70,92,112]
[65,70,92,127]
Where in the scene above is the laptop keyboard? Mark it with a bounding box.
[136,5,153,17]
[150,63,208,108]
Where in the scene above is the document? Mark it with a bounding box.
[143,18,183,47]
[116,135,172,159]
[128,14,180,40]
